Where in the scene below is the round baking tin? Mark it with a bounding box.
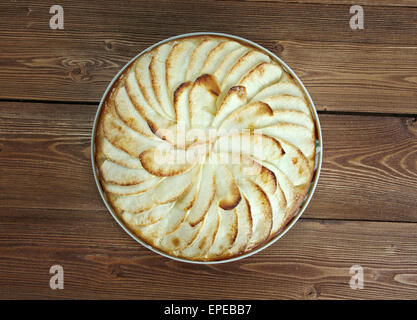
[91,32,323,264]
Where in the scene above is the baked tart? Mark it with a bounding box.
[94,35,317,261]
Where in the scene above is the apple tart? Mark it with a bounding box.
[94,35,317,261]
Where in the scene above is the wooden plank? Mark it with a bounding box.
[2,1,416,45]
[269,41,417,114]
[245,0,417,8]
[1,101,416,222]
[1,1,416,112]
[0,209,416,299]
[1,38,416,114]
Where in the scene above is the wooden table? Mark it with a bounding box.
[1,0,416,300]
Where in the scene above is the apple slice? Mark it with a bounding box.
[173,81,192,128]
[114,86,154,137]
[200,41,241,75]
[256,123,315,159]
[263,139,312,187]
[186,162,217,226]
[238,63,283,100]
[221,51,270,92]
[149,42,176,119]
[214,132,285,165]
[211,86,247,128]
[122,203,174,228]
[238,179,272,249]
[260,95,311,115]
[125,69,174,135]
[213,46,248,85]
[139,143,207,177]
[180,200,220,260]
[226,197,252,256]
[98,135,143,169]
[216,164,241,210]
[218,101,275,131]
[99,159,154,185]
[102,102,158,158]
[189,74,220,128]
[166,40,197,95]
[102,177,161,195]
[114,165,199,214]
[273,110,315,131]
[134,52,169,119]
[186,38,220,82]
[251,81,305,101]
[206,208,238,259]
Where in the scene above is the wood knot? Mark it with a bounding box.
[404,117,417,136]
[108,264,122,278]
[68,60,92,82]
[272,43,284,55]
[305,285,320,299]
[105,40,113,51]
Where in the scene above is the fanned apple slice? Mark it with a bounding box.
[264,139,311,187]
[114,87,154,137]
[256,123,315,159]
[221,51,270,92]
[238,63,283,100]
[114,165,199,214]
[214,132,285,166]
[273,110,315,131]
[98,135,143,169]
[218,101,275,131]
[238,179,272,249]
[251,81,305,101]
[180,200,220,260]
[125,69,174,135]
[262,161,296,211]
[140,172,201,246]
[200,41,241,75]
[102,105,158,158]
[237,161,286,237]
[134,53,169,119]
[226,155,277,195]
[207,208,238,259]
[139,143,207,177]
[122,203,174,228]
[99,160,153,185]
[226,197,252,256]
[216,164,241,210]
[173,81,192,128]
[137,206,189,247]
[189,74,220,128]
[149,42,176,119]
[260,95,311,115]
[213,46,248,85]
[103,177,161,195]
[186,162,217,226]
[211,86,247,128]
[166,40,197,95]
[186,38,220,82]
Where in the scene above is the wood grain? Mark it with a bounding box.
[1,101,416,222]
[0,208,416,299]
[0,1,417,113]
